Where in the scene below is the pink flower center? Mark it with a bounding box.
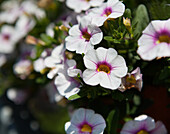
[158,35,170,43]
[103,8,112,17]
[137,130,149,134]
[81,124,92,132]
[3,34,10,41]
[97,64,111,74]
[82,29,91,41]
[85,0,90,1]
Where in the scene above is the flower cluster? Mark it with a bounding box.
[0,0,169,134]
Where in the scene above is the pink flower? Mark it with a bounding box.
[121,115,167,134]
[83,47,127,90]
[65,108,106,134]
[137,19,170,60]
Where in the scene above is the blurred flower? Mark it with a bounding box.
[7,88,29,105]
[66,0,104,13]
[13,59,33,80]
[0,106,13,125]
[55,59,82,99]
[46,23,55,38]
[0,25,22,54]
[33,50,50,73]
[0,1,20,24]
[15,15,36,38]
[118,67,143,92]
[0,0,45,24]
[45,82,66,106]
[137,19,170,61]
[120,115,167,134]
[65,108,106,134]
[88,0,125,26]
[83,47,128,90]
[65,16,103,54]
[45,44,65,79]
[20,0,46,19]
[0,54,7,67]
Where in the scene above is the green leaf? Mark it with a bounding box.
[132,4,149,39]
[104,36,121,44]
[68,94,81,100]
[40,33,57,45]
[104,36,114,41]
[106,109,120,134]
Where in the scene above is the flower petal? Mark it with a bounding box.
[96,47,108,61]
[150,121,167,134]
[105,48,117,63]
[84,49,98,69]
[110,55,127,77]
[65,122,79,134]
[69,24,81,36]
[89,25,103,45]
[101,72,121,89]
[71,108,86,125]
[83,69,101,86]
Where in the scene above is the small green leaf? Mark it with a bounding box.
[132,4,149,39]
[104,36,114,41]
[40,34,57,45]
[68,94,81,100]
[106,109,120,134]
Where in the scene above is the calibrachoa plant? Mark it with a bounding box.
[0,0,169,134]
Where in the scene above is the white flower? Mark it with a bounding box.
[0,25,22,54]
[65,16,103,54]
[44,44,65,79]
[0,9,21,24]
[120,115,167,134]
[65,108,106,134]
[0,54,7,67]
[66,0,104,13]
[88,0,125,26]
[20,0,46,19]
[15,15,36,38]
[46,23,55,38]
[118,67,143,92]
[137,19,170,60]
[55,59,82,99]
[83,47,127,90]
[13,59,33,80]
[33,58,46,73]
[0,1,21,24]
[33,50,49,73]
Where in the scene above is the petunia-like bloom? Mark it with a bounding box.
[83,47,128,90]
[120,115,167,134]
[118,67,143,92]
[65,108,106,134]
[33,50,50,73]
[137,19,170,61]
[0,25,22,54]
[88,0,125,26]
[55,59,82,99]
[44,44,65,79]
[65,16,103,54]
[66,0,104,13]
